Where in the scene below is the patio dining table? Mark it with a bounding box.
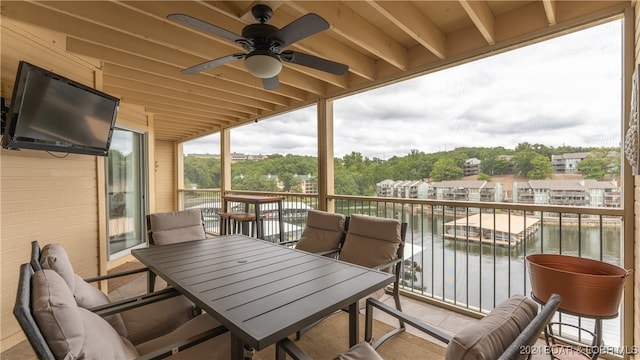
[132,234,395,360]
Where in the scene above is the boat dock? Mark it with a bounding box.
[444,213,540,247]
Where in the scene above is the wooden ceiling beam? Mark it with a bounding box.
[104,75,257,116]
[7,1,325,96]
[542,0,558,25]
[104,85,248,120]
[459,0,495,45]
[367,1,446,60]
[65,38,304,103]
[119,0,345,91]
[103,66,275,111]
[290,1,408,71]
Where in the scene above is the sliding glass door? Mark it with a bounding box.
[106,128,147,258]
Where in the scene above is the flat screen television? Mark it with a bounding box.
[2,61,119,156]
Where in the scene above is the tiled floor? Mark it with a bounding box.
[3,272,548,359]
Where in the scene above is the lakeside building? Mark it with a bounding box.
[514,179,621,207]
[376,180,431,199]
[551,152,591,174]
[376,178,619,207]
[464,158,482,176]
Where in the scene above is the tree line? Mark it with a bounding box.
[184,143,620,196]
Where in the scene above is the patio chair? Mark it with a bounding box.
[339,214,407,308]
[296,214,407,340]
[13,263,241,360]
[278,209,348,256]
[277,294,563,360]
[146,209,209,246]
[37,242,200,346]
[146,209,211,290]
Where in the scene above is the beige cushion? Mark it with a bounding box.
[295,210,346,253]
[339,214,402,271]
[122,295,196,345]
[136,314,230,359]
[32,270,138,360]
[40,243,76,292]
[445,295,538,360]
[40,243,128,337]
[73,274,128,337]
[149,209,206,245]
[335,342,384,360]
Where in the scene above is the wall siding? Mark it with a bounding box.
[0,19,155,349]
[154,140,177,213]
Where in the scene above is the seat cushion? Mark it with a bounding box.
[149,209,206,245]
[445,295,538,360]
[339,214,401,270]
[121,295,196,345]
[32,270,138,360]
[295,210,346,253]
[136,314,231,359]
[334,342,384,360]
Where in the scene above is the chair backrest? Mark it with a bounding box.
[499,293,562,360]
[17,265,140,360]
[339,214,406,271]
[146,209,207,245]
[294,210,347,254]
[445,294,562,360]
[14,263,56,360]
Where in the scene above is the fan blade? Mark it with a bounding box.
[280,51,349,76]
[168,13,244,43]
[182,54,245,74]
[271,13,329,49]
[262,76,280,90]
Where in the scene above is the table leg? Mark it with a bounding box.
[230,333,244,360]
[348,302,359,347]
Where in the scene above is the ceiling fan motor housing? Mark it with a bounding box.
[241,23,282,51]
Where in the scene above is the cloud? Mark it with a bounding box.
[184,20,622,159]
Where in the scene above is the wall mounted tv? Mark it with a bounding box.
[2,61,119,156]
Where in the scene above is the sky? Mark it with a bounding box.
[183,20,622,159]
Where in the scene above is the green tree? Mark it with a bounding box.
[430,158,464,181]
[233,174,279,191]
[578,149,619,179]
[477,173,491,181]
[183,156,220,188]
[527,154,554,179]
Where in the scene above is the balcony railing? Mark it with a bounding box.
[179,189,626,349]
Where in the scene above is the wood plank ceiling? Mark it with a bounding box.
[0,1,628,142]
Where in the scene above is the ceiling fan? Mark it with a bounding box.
[168,4,349,90]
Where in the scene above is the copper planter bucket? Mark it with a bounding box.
[526,254,631,318]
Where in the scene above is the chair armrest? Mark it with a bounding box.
[90,287,181,317]
[276,338,313,360]
[277,239,300,247]
[314,248,341,257]
[136,324,229,360]
[277,239,341,257]
[84,267,151,283]
[365,298,452,348]
[371,257,402,272]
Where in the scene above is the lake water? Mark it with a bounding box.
[402,213,624,347]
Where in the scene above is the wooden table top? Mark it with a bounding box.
[132,234,394,352]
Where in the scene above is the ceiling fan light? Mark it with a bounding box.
[245,51,282,78]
